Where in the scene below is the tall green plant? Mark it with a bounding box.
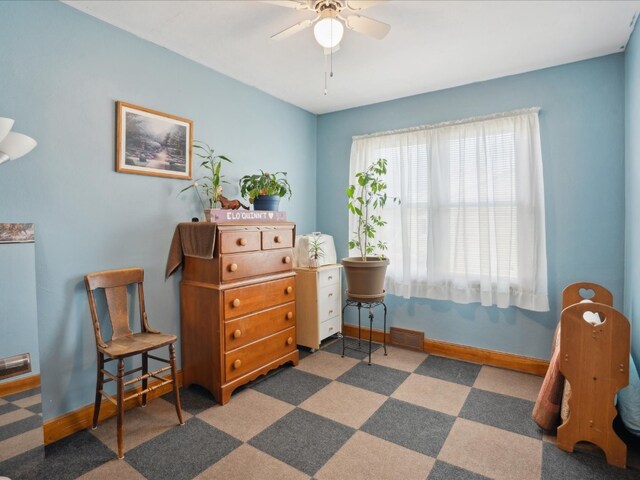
[346,158,398,261]
[180,141,232,208]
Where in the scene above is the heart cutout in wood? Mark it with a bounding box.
[582,310,604,325]
[578,287,595,300]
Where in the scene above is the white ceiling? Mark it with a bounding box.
[64,0,640,114]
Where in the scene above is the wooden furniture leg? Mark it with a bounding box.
[117,358,125,459]
[92,354,104,429]
[141,352,148,407]
[169,344,184,425]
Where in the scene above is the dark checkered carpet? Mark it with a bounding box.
[1,338,638,479]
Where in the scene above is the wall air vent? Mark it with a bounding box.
[390,327,424,351]
[0,353,31,380]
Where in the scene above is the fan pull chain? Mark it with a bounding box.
[330,45,334,77]
[324,70,328,95]
[323,45,335,95]
[324,52,328,95]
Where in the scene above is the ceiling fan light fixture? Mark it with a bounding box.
[314,16,344,48]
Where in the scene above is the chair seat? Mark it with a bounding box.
[99,332,177,358]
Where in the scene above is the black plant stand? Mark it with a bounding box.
[341,298,387,365]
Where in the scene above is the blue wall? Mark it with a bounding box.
[0,242,40,382]
[625,22,640,366]
[317,55,626,360]
[0,2,317,419]
[1,0,632,422]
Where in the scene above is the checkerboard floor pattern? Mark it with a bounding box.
[1,339,639,480]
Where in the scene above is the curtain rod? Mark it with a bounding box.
[352,107,541,141]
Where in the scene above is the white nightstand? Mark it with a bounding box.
[294,264,343,351]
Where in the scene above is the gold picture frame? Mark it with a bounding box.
[116,101,193,180]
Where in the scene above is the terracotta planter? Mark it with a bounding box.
[341,257,389,301]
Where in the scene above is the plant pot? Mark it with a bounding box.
[309,257,320,269]
[253,195,280,211]
[341,257,389,301]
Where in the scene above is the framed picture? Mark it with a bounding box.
[116,101,193,179]
[0,223,35,243]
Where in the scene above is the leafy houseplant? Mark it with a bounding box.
[308,235,325,269]
[346,158,396,261]
[180,141,231,209]
[342,158,398,301]
[239,170,292,211]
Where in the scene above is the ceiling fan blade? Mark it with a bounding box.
[264,0,309,10]
[345,14,390,39]
[271,19,314,41]
[345,1,386,11]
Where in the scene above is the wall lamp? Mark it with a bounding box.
[0,117,37,166]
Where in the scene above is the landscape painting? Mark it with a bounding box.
[116,101,192,179]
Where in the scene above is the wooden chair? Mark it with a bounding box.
[85,267,184,459]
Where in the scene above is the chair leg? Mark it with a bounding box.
[141,352,148,407]
[92,354,104,429]
[169,343,184,425]
[117,358,125,459]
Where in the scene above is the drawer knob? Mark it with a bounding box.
[287,337,293,345]
[329,310,333,315]
[229,263,238,272]
[233,329,242,339]
[238,238,247,246]
[232,298,241,307]
[328,276,333,280]
[274,235,281,243]
[233,359,242,369]
[287,311,293,320]
[283,256,291,264]
[285,286,293,294]
[328,293,333,297]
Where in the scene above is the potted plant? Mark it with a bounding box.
[342,158,398,300]
[308,234,325,268]
[180,141,232,215]
[239,170,292,211]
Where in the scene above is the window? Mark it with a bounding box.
[349,109,548,311]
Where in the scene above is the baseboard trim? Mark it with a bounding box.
[343,324,389,344]
[343,324,548,376]
[423,338,549,376]
[43,371,183,446]
[0,374,41,396]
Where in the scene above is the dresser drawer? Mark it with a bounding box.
[319,315,341,342]
[225,327,296,382]
[262,228,293,250]
[219,230,261,254]
[224,276,296,319]
[225,302,295,351]
[318,283,341,321]
[318,268,340,287]
[221,249,293,282]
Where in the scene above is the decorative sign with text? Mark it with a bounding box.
[206,209,287,223]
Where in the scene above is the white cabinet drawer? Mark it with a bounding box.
[318,267,340,287]
[319,315,341,341]
[318,283,340,321]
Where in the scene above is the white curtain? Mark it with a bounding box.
[349,108,549,311]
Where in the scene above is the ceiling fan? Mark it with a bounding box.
[268,0,390,49]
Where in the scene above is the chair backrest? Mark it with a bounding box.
[85,268,146,347]
[561,282,612,309]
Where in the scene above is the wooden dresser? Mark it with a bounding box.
[180,222,298,405]
[294,264,343,351]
